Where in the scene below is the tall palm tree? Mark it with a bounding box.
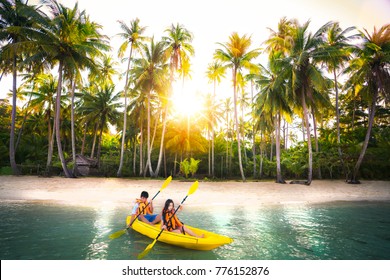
[255,55,292,183]
[163,23,194,81]
[214,32,260,181]
[116,18,147,177]
[206,61,226,177]
[38,0,109,177]
[28,73,59,173]
[321,22,357,179]
[0,0,46,175]
[132,38,169,177]
[280,20,332,185]
[156,23,194,177]
[221,97,233,176]
[344,24,390,183]
[82,84,121,166]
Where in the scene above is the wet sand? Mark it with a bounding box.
[1,176,389,209]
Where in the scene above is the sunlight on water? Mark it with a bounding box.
[85,202,117,260]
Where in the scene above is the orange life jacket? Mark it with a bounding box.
[136,199,153,215]
[162,210,183,231]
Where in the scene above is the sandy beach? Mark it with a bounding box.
[1,176,390,209]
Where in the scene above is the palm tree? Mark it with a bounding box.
[159,23,194,177]
[0,0,46,175]
[206,61,226,177]
[344,24,390,183]
[132,39,169,177]
[38,0,109,177]
[255,55,292,183]
[116,18,147,177]
[163,23,194,81]
[28,73,59,173]
[214,32,260,181]
[221,97,233,176]
[280,20,332,185]
[321,22,357,179]
[82,84,121,166]
[88,53,119,86]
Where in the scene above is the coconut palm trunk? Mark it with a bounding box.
[55,61,72,178]
[81,121,88,156]
[9,56,20,175]
[70,80,78,175]
[275,112,285,183]
[146,89,155,177]
[233,68,246,181]
[46,114,55,175]
[350,90,378,183]
[154,107,168,177]
[90,121,98,159]
[117,46,133,177]
[301,88,312,185]
[333,69,347,179]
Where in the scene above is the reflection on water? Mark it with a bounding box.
[0,201,390,260]
[85,202,116,259]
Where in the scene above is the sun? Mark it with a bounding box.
[171,91,202,118]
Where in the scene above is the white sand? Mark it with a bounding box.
[1,176,389,209]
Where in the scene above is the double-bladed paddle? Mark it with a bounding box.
[109,176,172,240]
[137,180,199,259]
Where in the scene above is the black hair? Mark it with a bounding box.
[140,191,149,198]
[162,199,174,226]
[163,199,174,212]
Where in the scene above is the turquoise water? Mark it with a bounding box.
[0,201,389,260]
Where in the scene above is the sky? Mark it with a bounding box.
[1,0,390,101]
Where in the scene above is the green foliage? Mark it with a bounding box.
[0,166,13,175]
[179,158,201,178]
[189,158,201,177]
[179,159,191,178]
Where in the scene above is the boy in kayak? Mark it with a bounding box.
[161,199,204,238]
[129,191,161,226]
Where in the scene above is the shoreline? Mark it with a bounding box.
[1,176,390,208]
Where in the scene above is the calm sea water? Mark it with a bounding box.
[0,201,389,260]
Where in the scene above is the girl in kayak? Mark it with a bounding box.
[161,199,204,238]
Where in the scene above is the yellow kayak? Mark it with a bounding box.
[127,216,233,250]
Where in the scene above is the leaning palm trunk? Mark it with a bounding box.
[233,70,246,182]
[350,90,378,183]
[81,121,88,156]
[133,140,137,175]
[146,110,159,176]
[70,80,78,176]
[9,56,20,175]
[117,46,133,177]
[16,92,33,151]
[96,121,104,169]
[146,89,154,177]
[139,122,144,176]
[55,61,72,178]
[46,116,55,175]
[208,132,211,176]
[301,89,312,185]
[212,130,215,178]
[312,110,322,179]
[154,107,168,177]
[90,121,98,159]
[275,112,285,184]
